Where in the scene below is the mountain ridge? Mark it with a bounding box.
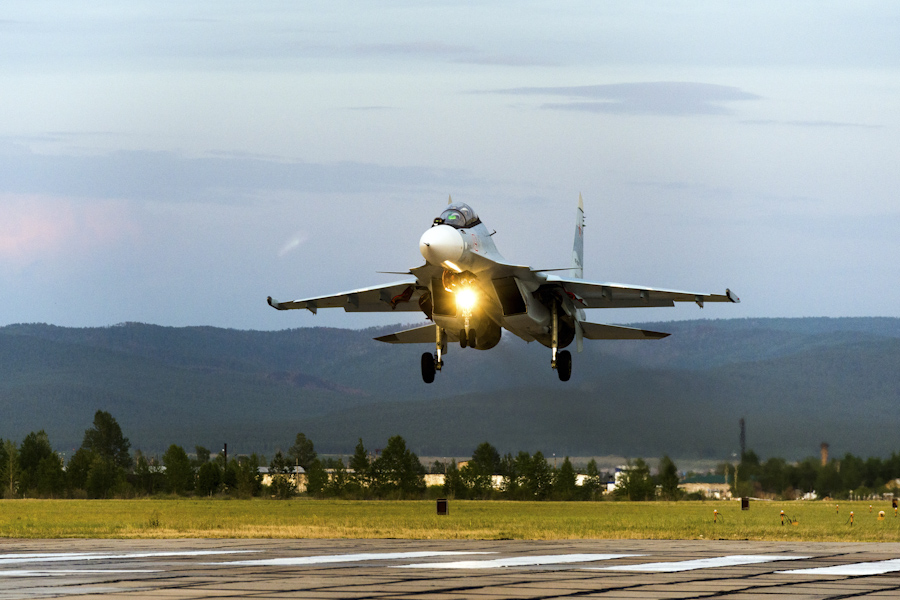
[2,317,898,460]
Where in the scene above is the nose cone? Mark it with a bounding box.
[420,225,465,267]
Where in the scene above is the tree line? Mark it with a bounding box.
[0,410,438,500]
[3,410,899,501]
[732,450,900,500]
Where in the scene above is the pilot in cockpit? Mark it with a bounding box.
[435,203,480,228]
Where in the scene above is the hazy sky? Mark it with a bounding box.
[1,1,898,330]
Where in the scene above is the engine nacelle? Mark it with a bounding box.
[469,319,502,350]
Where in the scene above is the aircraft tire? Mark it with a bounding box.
[421,352,436,384]
[468,330,476,349]
[557,350,572,382]
[459,329,467,348]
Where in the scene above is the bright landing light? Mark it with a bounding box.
[456,287,477,311]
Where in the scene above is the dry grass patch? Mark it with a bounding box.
[1,499,899,541]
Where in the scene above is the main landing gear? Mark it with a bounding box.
[421,352,436,384]
[422,325,480,383]
[421,326,447,384]
[556,350,572,382]
[550,301,572,382]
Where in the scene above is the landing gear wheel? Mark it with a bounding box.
[459,329,468,348]
[421,352,436,384]
[557,350,572,382]
[468,330,476,349]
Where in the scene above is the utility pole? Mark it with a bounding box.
[739,418,746,458]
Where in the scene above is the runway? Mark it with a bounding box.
[2,538,900,598]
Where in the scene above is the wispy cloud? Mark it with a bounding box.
[278,231,308,257]
[0,145,477,203]
[0,194,137,268]
[346,105,397,112]
[489,82,760,116]
[353,42,550,67]
[455,54,558,67]
[353,42,471,58]
[741,119,882,129]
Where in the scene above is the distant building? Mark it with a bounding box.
[678,474,731,499]
[423,473,445,487]
[259,466,306,492]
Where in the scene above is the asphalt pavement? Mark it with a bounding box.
[2,538,900,598]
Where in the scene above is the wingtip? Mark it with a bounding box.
[726,288,741,303]
[578,192,584,210]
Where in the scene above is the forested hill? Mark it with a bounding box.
[1,317,899,461]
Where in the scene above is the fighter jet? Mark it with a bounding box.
[268,195,739,383]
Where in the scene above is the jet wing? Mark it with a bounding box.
[267,280,423,314]
[545,275,739,309]
[374,324,437,344]
[580,322,670,340]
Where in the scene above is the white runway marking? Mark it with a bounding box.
[1,569,160,578]
[779,558,900,576]
[211,551,494,567]
[399,554,643,569]
[590,555,810,572]
[0,550,257,566]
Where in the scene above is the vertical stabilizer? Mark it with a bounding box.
[572,193,584,279]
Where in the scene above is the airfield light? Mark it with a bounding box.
[456,287,477,311]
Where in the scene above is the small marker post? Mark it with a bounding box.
[836,504,839,513]
[870,504,874,513]
[713,509,718,523]
[780,510,785,526]
[879,511,885,521]
[850,511,854,526]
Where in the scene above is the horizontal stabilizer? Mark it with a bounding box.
[374,324,437,344]
[580,322,670,340]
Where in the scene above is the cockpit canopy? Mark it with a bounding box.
[436,203,480,229]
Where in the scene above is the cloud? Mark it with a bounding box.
[741,119,882,129]
[455,54,558,67]
[490,82,761,116]
[353,42,472,57]
[0,145,477,203]
[278,232,308,257]
[352,42,552,67]
[0,194,137,269]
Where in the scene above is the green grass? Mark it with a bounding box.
[1,499,899,541]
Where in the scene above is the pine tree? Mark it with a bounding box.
[349,438,371,491]
[162,445,194,495]
[1,440,19,498]
[82,410,132,470]
[553,457,577,500]
[288,433,317,470]
[582,459,604,500]
[658,455,680,500]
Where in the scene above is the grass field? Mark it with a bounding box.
[1,499,899,541]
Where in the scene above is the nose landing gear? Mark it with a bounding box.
[459,329,476,349]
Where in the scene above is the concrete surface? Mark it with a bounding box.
[1,538,899,598]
